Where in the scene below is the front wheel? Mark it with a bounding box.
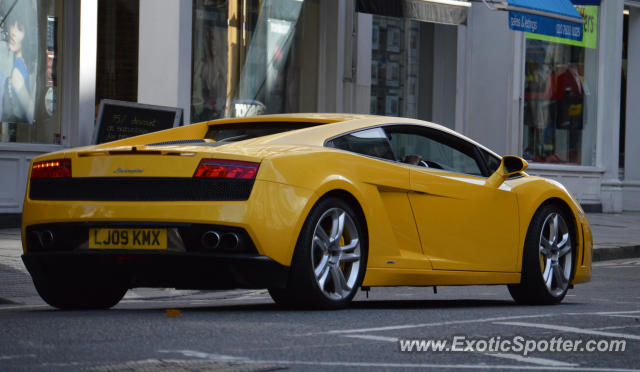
[269,197,367,309]
[508,204,575,305]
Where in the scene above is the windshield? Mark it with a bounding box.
[205,122,324,143]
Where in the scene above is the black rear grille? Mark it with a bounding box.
[29,177,254,201]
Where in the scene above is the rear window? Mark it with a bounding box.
[205,122,324,143]
[326,127,396,161]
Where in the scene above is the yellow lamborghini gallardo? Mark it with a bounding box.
[21,114,592,309]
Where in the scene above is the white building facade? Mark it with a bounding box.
[0,0,638,225]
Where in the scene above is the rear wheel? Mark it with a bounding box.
[32,275,127,310]
[269,197,367,309]
[508,204,574,305]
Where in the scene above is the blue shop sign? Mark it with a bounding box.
[506,0,584,41]
[509,10,583,41]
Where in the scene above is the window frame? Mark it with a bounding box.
[324,123,495,178]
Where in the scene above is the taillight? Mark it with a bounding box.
[193,159,259,179]
[31,159,71,179]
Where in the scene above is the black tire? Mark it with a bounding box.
[508,203,575,305]
[32,274,127,310]
[269,196,367,309]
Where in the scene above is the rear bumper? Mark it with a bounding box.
[22,251,289,290]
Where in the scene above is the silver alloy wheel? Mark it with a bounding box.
[311,207,361,301]
[538,213,572,297]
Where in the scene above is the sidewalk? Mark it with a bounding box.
[2,212,639,306]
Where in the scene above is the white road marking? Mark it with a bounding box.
[592,324,640,331]
[600,314,640,319]
[39,361,88,368]
[0,354,35,360]
[495,322,640,341]
[593,260,639,267]
[259,360,639,371]
[564,310,640,316]
[592,310,640,315]
[587,298,640,305]
[323,309,640,336]
[157,350,250,362]
[342,336,578,368]
[234,289,269,300]
[483,353,578,367]
[157,349,640,371]
[344,334,399,342]
[0,304,49,311]
[325,314,557,334]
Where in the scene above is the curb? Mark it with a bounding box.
[592,245,640,262]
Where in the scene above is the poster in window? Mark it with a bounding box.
[371,60,378,85]
[385,95,399,117]
[372,24,379,50]
[409,28,419,65]
[386,25,400,53]
[386,62,400,87]
[0,0,37,124]
[370,94,377,114]
[46,16,56,88]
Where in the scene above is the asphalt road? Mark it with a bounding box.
[1,259,639,372]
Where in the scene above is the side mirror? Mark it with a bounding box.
[485,155,528,188]
[503,155,528,176]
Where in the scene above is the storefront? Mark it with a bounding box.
[452,0,638,213]
[1,0,639,225]
[0,1,98,224]
[622,1,640,211]
[352,0,639,212]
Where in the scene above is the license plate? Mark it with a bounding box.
[89,228,167,250]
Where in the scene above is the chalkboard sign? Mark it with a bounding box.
[93,100,183,144]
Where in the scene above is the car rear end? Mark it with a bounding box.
[21,140,295,295]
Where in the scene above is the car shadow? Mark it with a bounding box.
[104,297,576,313]
[25,298,584,315]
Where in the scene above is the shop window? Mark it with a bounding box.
[522,5,599,166]
[0,0,63,144]
[191,0,318,122]
[96,0,139,106]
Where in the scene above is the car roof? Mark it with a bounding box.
[217,114,500,158]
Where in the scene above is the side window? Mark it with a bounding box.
[326,128,396,161]
[481,148,501,174]
[386,127,483,176]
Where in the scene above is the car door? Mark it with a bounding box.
[384,125,520,272]
[326,127,430,270]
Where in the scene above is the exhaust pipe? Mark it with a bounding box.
[40,230,55,248]
[220,232,240,250]
[201,231,221,250]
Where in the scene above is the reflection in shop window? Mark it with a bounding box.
[522,6,599,166]
[0,0,62,144]
[371,16,421,118]
[191,0,317,122]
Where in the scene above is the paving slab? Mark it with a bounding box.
[588,212,640,261]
